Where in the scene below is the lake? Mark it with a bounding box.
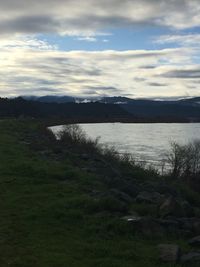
[50,123,200,169]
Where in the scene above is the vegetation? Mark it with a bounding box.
[165,141,200,192]
[0,119,199,267]
[166,140,200,177]
[58,124,137,165]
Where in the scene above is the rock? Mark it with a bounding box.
[80,167,97,173]
[120,183,140,198]
[157,219,179,234]
[111,189,133,203]
[189,236,200,247]
[194,208,200,218]
[178,218,200,235]
[128,217,164,237]
[159,196,184,218]
[158,244,180,263]
[181,201,195,217]
[177,218,194,234]
[181,252,200,264]
[136,191,164,204]
[193,219,200,235]
[80,153,90,160]
[90,190,107,198]
[122,215,141,222]
[155,183,178,197]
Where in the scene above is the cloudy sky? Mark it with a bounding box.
[1,0,200,99]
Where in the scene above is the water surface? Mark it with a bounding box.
[50,123,200,167]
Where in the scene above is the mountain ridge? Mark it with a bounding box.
[0,96,200,122]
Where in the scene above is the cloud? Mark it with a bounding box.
[0,1,199,99]
[77,36,97,42]
[0,0,200,38]
[139,65,157,69]
[82,86,121,96]
[0,41,199,98]
[148,82,168,87]
[163,68,200,79]
[0,35,57,50]
[155,34,200,47]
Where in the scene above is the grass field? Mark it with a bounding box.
[0,119,197,267]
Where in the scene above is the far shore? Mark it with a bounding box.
[41,117,200,127]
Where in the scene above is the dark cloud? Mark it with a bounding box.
[87,86,120,91]
[163,69,200,79]
[83,86,121,96]
[140,65,157,69]
[0,16,59,35]
[0,0,198,36]
[134,77,147,82]
[148,82,168,87]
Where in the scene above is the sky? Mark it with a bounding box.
[0,0,200,99]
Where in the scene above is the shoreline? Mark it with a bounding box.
[42,117,200,127]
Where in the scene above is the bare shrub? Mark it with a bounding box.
[101,145,120,161]
[120,152,136,165]
[58,124,137,165]
[166,140,200,178]
[58,124,156,171]
[59,124,102,154]
[59,124,86,143]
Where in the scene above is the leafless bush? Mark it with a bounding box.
[166,140,200,178]
[58,124,138,165]
[59,124,86,143]
[59,124,102,154]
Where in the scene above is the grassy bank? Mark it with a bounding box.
[0,119,199,267]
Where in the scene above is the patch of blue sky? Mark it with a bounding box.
[38,25,177,51]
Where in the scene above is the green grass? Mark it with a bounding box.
[0,119,197,267]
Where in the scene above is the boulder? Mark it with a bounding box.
[178,218,200,235]
[136,191,164,204]
[159,196,184,218]
[80,153,90,160]
[158,244,180,263]
[181,201,195,217]
[189,236,200,247]
[157,219,179,234]
[128,217,164,237]
[181,252,200,264]
[120,183,140,198]
[111,189,133,203]
[193,219,200,235]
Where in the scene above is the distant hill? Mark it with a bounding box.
[98,96,133,104]
[21,95,200,105]
[1,96,200,122]
[22,95,76,103]
[0,97,131,121]
[119,97,200,121]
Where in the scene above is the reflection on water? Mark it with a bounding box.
[50,123,200,169]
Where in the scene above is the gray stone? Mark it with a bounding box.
[181,252,200,263]
[157,219,179,234]
[80,153,90,160]
[111,189,133,203]
[129,217,164,237]
[189,236,200,247]
[181,201,195,217]
[136,191,164,204]
[158,244,180,263]
[178,218,200,235]
[193,219,200,235]
[159,196,184,218]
